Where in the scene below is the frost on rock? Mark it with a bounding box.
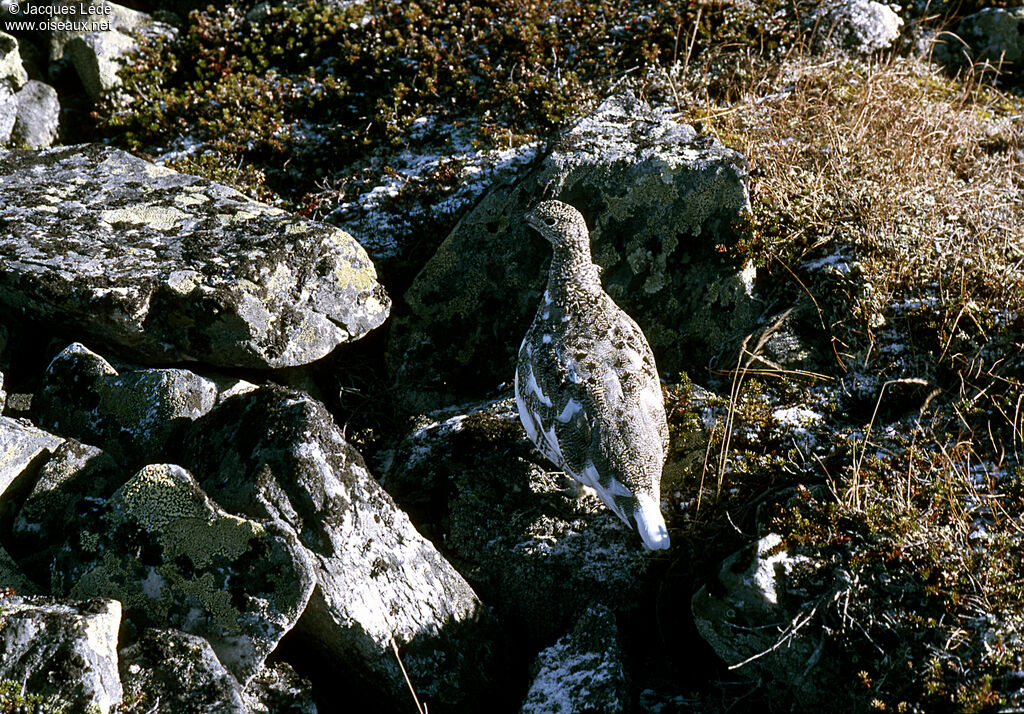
[330,125,540,263]
[0,144,390,369]
[520,605,628,714]
[389,90,753,410]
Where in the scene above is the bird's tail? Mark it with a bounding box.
[633,493,670,550]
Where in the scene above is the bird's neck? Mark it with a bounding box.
[547,246,602,301]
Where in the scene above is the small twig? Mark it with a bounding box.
[728,601,820,670]
[390,636,428,714]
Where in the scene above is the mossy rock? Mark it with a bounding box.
[387,91,753,412]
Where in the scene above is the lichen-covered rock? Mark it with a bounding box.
[11,79,60,148]
[0,415,63,494]
[0,368,5,415]
[941,7,1024,71]
[807,0,903,54]
[181,385,494,712]
[119,628,248,714]
[36,342,218,465]
[387,91,751,410]
[0,31,27,89]
[0,144,390,368]
[119,627,318,714]
[0,595,123,713]
[691,533,842,709]
[520,605,628,714]
[51,463,316,685]
[383,398,651,641]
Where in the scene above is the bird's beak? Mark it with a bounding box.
[524,210,541,233]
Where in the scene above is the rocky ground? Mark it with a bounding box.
[1,1,1023,713]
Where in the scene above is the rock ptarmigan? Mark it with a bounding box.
[515,200,671,550]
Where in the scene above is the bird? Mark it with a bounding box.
[515,200,671,550]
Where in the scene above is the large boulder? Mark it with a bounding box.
[36,342,218,466]
[387,91,752,410]
[940,7,1024,72]
[383,398,652,642]
[0,144,390,368]
[520,605,629,714]
[0,595,123,713]
[51,463,316,685]
[0,31,27,88]
[11,79,60,148]
[181,385,495,712]
[12,438,126,584]
[50,0,165,102]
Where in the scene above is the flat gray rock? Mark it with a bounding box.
[0,595,123,713]
[0,144,390,369]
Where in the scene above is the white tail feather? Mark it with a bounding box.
[633,494,670,550]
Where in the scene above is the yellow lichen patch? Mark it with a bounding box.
[175,572,244,633]
[143,163,178,180]
[164,270,202,295]
[326,229,378,293]
[174,192,209,207]
[217,209,260,225]
[100,204,187,231]
[159,515,265,570]
[115,465,209,532]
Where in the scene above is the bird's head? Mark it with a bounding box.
[526,200,590,251]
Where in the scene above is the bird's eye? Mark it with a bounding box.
[543,217,556,226]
